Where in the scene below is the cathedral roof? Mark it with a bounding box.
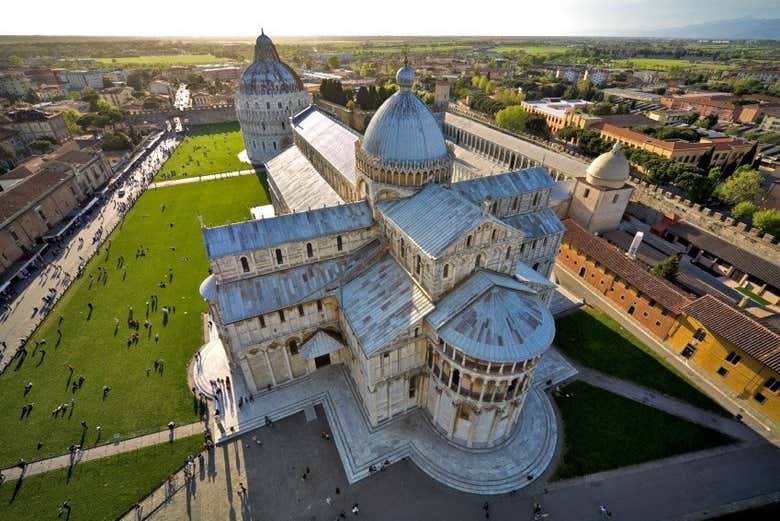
[340,254,434,356]
[203,201,373,259]
[426,271,554,363]
[239,30,304,96]
[452,167,556,204]
[265,146,345,213]
[361,63,447,162]
[377,183,499,259]
[502,207,565,239]
[293,106,359,184]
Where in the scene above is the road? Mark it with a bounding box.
[0,134,179,370]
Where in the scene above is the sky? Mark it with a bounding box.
[2,0,779,37]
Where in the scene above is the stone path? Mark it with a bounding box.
[0,422,204,481]
[573,364,759,442]
[554,264,780,445]
[148,169,256,189]
[0,135,179,370]
[193,338,578,495]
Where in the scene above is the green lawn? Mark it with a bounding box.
[555,307,725,414]
[0,175,268,468]
[0,435,203,521]
[156,122,249,180]
[611,58,730,71]
[734,287,771,306]
[94,54,234,66]
[553,382,734,480]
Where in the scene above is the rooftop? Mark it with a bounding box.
[563,219,691,314]
[292,106,359,185]
[0,166,74,227]
[265,145,345,213]
[202,201,374,259]
[452,167,556,205]
[594,123,713,152]
[682,295,780,373]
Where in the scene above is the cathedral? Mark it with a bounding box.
[202,33,631,449]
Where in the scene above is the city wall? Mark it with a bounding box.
[124,104,238,126]
[629,176,780,258]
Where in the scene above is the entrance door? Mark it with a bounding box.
[315,354,331,369]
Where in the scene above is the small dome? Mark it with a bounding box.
[199,274,217,302]
[361,62,447,162]
[239,30,304,96]
[586,142,630,189]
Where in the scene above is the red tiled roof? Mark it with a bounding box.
[562,219,692,314]
[54,149,96,165]
[0,166,74,226]
[682,295,780,372]
[594,123,712,152]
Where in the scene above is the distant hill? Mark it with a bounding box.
[653,17,780,40]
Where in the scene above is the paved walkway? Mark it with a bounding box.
[554,265,780,445]
[0,136,179,369]
[573,364,759,442]
[0,422,203,481]
[192,337,578,495]
[149,169,256,189]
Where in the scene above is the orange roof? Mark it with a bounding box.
[594,123,712,152]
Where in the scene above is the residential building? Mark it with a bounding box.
[57,69,105,91]
[593,122,713,164]
[759,107,780,132]
[149,80,172,97]
[35,84,66,102]
[99,85,134,106]
[646,109,689,125]
[584,69,609,86]
[0,109,71,145]
[601,88,662,104]
[0,71,33,98]
[668,295,780,422]
[200,66,242,82]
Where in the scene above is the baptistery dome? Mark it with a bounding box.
[236,29,311,165]
[361,62,448,162]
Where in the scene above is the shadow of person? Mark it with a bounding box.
[10,470,25,502]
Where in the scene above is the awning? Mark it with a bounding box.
[301,331,344,360]
[0,243,48,293]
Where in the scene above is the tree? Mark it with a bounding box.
[81,87,100,111]
[23,89,40,104]
[326,56,340,70]
[752,209,780,236]
[101,132,133,151]
[495,106,550,139]
[0,142,16,162]
[651,256,679,280]
[61,109,84,134]
[731,201,757,220]
[714,166,763,204]
[143,97,163,110]
[674,171,712,202]
[29,139,54,154]
[588,102,613,116]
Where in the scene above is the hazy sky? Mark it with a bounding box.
[3,0,779,37]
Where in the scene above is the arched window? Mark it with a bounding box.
[415,255,422,275]
[261,122,266,131]
[466,235,473,247]
[266,101,270,109]
[281,121,285,130]
[512,197,519,211]
[272,141,277,150]
[400,238,405,258]
[491,229,497,241]
[443,264,450,278]
[306,242,313,258]
[288,339,298,355]
[532,192,540,206]
[505,246,511,260]
[240,256,250,273]
[336,235,343,251]
[475,254,482,269]
[452,368,460,387]
[534,262,540,271]
[275,249,283,265]
[491,201,497,214]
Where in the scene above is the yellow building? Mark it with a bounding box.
[668,295,780,423]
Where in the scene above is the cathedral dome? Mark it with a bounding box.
[586,142,630,189]
[239,30,304,96]
[361,62,447,162]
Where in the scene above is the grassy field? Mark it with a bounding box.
[553,382,733,480]
[0,175,268,468]
[492,45,570,56]
[555,307,725,414]
[611,58,730,71]
[94,54,234,66]
[0,435,203,521]
[734,287,771,306]
[156,123,249,180]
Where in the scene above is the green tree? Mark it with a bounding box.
[80,87,100,111]
[101,132,133,151]
[326,56,340,70]
[731,201,757,220]
[714,166,763,204]
[61,109,84,134]
[23,89,40,104]
[29,139,54,154]
[495,105,550,139]
[0,142,16,162]
[753,209,780,236]
[651,256,679,280]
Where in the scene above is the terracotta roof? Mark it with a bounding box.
[54,149,96,165]
[682,295,780,372]
[594,123,712,152]
[562,219,691,314]
[0,165,74,226]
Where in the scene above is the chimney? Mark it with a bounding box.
[627,231,644,260]
[737,296,750,308]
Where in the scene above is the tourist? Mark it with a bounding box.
[351,503,359,515]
